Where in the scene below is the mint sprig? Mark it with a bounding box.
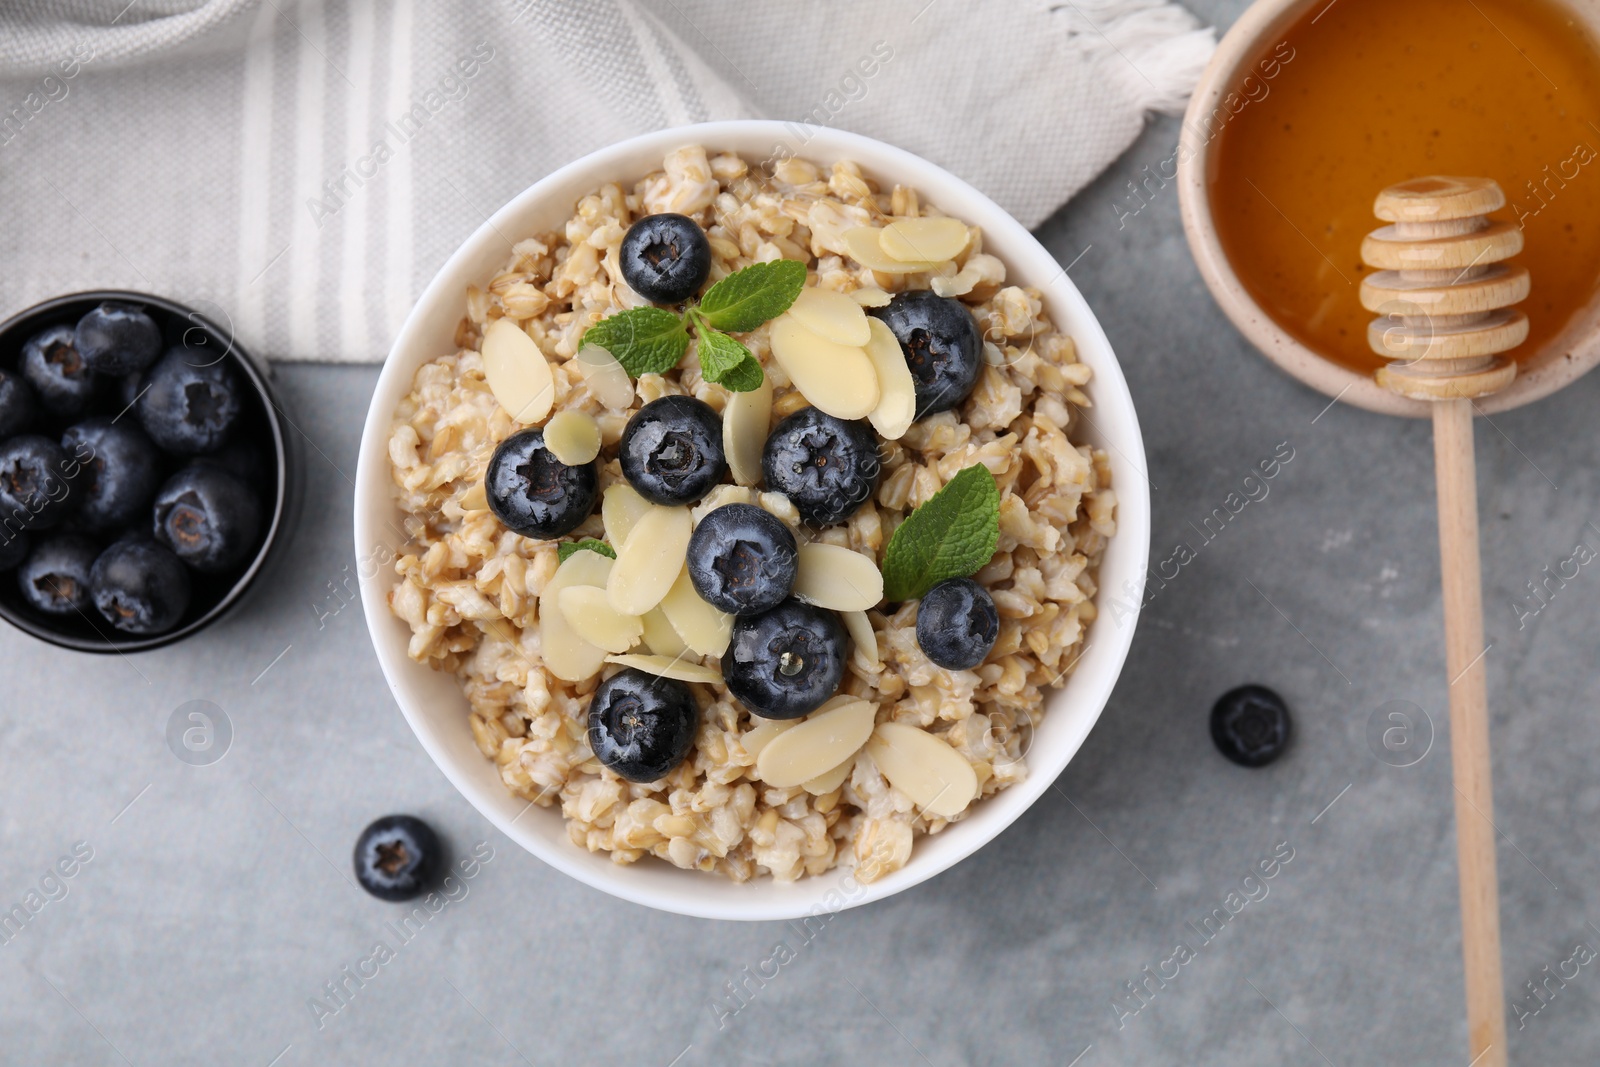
[880,464,1001,602]
[579,257,805,392]
[557,538,616,564]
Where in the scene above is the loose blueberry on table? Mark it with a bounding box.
[618,394,726,506]
[89,538,191,635]
[723,598,850,720]
[868,289,984,418]
[354,815,441,902]
[915,577,999,671]
[760,407,881,527]
[486,426,598,539]
[152,464,263,573]
[17,535,99,616]
[20,324,96,418]
[587,667,699,782]
[1210,685,1292,767]
[618,212,713,305]
[686,503,797,616]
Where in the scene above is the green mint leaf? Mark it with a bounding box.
[580,307,690,377]
[880,464,1001,602]
[698,259,807,333]
[696,326,765,392]
[557,539,616,564]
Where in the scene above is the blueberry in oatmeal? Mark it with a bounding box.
[869,290,984,418]
[74,302,163,377]
[760,407,879,527]
[486,426,598,539]
[21,324,96,417]
[90,538,190,634]
[687,503,797,616]
[354,815,440,902]
[136,346,242,454]
[60,418,161,534]
[587,667,699,782]
[619,395,726,506]
[1210,685,1292,767]
[152,464,262,573]
[17,534,99,616]
[619,212,712,304]
[915,577,999,671]
[724,599,849,720]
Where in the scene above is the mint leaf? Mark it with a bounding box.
[698,259,806,332]
[696,326,765,392]
[558,539,616,564]
[880,465,1001,602]
[581,307,690,377]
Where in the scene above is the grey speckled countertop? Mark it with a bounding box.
[4,1,1600,1063]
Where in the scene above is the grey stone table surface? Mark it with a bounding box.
[6,5,1600,1065]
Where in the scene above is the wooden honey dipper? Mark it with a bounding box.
[1360,176,1524,1067]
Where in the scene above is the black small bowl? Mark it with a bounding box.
[0,290,298,653]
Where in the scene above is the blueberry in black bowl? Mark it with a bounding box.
[89,539,191,635]
[1210,685,1292,768]
[687,503,797,616]
[618,394,726,506]
[619,213,712,304]
[0,435,78,531]
[486,426,597,539]
[354,815,440,902]
[760,407,880,527]
[0,368,37,437]
[17,535,99,616]
[724,598,849,719]
[60,419,160,534]
[74,302,162,377]
[20,323,96,417]
[0,532,28,572]
[587,667,699,782]
[136,345,242,454]
[868,290,984,419]
[152,464,263,573]
[915,577,999,671]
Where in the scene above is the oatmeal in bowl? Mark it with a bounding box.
[357,122,1149,919]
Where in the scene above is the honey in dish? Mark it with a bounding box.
[1208,0,1600,374]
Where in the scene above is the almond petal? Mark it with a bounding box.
[557,585,643,654]
[640,606,688,658]
[866,722,978,819]
[659,565,733,658]
[768,315,879,420]
[841,609,880,668]
[851,288,892,308]
[740,718,798,759]
[842,226,941,274]
[607,504,693,615]
[606,653,723,685]
[881,217,971,263]
[792,542,883,611]
[755,699,876,788]
[788,287,872,346]
[802,755,856,795]
[538,550,614,682]
[482,318,555,424]
[544,409,601,465]
[722,372,773,488]
[863,318,916,441]
[602,483,652,546]
[575,343,636,410]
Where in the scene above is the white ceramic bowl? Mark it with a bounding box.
[355,121,1150,920]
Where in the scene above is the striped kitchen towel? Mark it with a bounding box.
[0,0,1214,362]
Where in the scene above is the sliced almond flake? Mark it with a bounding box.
[557,585,643,654]
[841,609,880,668]
[788,287,872,347]
[607,653,723,685]
[538,550,613,682]
[575,342,636,410]
[544,409,601,465]
[640,606,688,658]
[931,268,978,299]
[607,504,692,615]
[842,226,941,274]
[602,482,652,545]
[740,718,797,759]
[803,755,856,795]
[863,317,916,441]
[881,217,971,264]
[756,699,876,788]
[659,566,733,658]
[768,314,880,421]
[792,542,883,611]
[482,318,555,424]
[459,480,488,511]
[866,722,979,819]
[851,288,892,308]
[722,373,773,488]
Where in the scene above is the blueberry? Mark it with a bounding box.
[868,290,984,418]
[619,213,712,304]
[1210,685,1292,767]
[20,324,96,417]
[61,419,161,534]
[0,368,37,437]
[74,302,162,376]
[0,531,28,571]
[587,667,699,782]
[115,372,146,414]
[760,408,880,527]
[353,815,440,902]
[687,503,797,616]
[915,578,999,671]
[90,539,191,635]
[0,435,77,532]
[17,535,99,616]
[136,346,242,454]
[486,426,598,539]
[618,395,726,506]
[724,599,849,719]
[152,464,262,573]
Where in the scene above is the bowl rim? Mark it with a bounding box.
[1175,0,1600,418]
[0,288,293,653]
[355,120,1151,920]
